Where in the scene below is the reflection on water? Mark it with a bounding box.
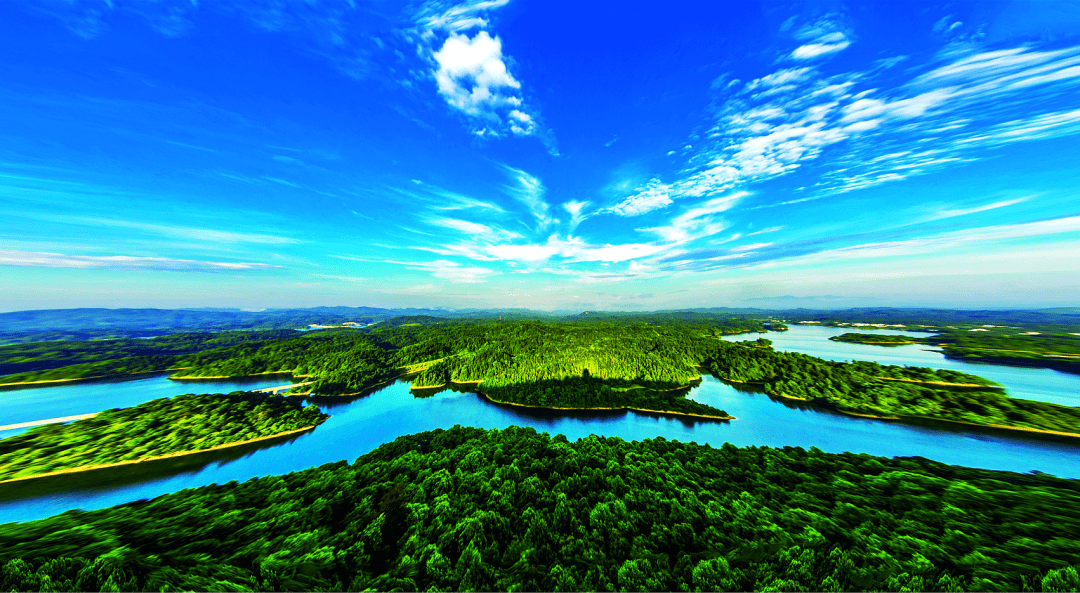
[724,325,1080,407]
[2,325,1078,525]
[2,369,1078,525]
[0,373,294,437]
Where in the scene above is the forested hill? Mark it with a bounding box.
[5,317,1080,435]
[0,392,328,482]
[1,426,1078,592]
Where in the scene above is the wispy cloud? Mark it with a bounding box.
[43,217,300,245]
[791,42,851,60]
[789,17,851,61]
[639,192,748,243]
[925,197,1030,221]
[657,215,1080,275]
[500,165,553,230]
[408,259,496,283]
[0,249,282,272]
[415,0,512,33]
[427,216,522,241]
[646,36,1080,208]
[606,179,673,217]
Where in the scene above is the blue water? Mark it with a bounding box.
[0,374,292,437]
[724,325,1080,407]
[0,326,1077,524]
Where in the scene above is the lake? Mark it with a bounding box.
[0,325,1077,524]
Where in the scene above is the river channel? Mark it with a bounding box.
[0,325,1077,524]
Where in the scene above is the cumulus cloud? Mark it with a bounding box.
[0,250,281,272]
[414,1,547,142]
[433,31,530,130]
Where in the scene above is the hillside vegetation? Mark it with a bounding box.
[0,392,327,482]
[1,426,1078,591]
[4,317,1079,435]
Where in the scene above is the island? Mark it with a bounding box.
[830,332,924,345]
[1,425,1078,592]
[0,392,328,483]
[3,316,1079,437]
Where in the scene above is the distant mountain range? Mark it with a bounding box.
[1,305,1077,343]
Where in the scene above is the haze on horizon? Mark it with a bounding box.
[2,0,1079,313]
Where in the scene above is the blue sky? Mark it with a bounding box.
[2,0,1079,312]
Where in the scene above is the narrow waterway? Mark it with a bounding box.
[0,373,293,438]
[0,326,1077,525]
[723,325,1080,407]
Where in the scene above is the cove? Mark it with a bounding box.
[0,374,293,438]
[723,325,1080,407]
[1,370,1077,525]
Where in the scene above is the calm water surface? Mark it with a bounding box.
[0,326,1077,524]
[0,374,292,437]
[724,325,1080,407]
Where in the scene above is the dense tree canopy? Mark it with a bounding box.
[0,392,327,481]
[4,318,1078,434]
[1,426,1078,592]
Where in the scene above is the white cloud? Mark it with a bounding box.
[607,179,673,216]
[0,250,281,272]
[427,216,522,241]
[29,216,299,245]
[639,192,748,243]
[500,165,553,229]
[433,31,523,119]
[669,39,1080,200]
[927,197,1030,221]
[791,42,851,60]
[408,259,495,283]
[417,0,512,32]
[413,1,545,141]
[563,200,591,231]
[743,67,813,94]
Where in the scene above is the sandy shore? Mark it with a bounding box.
[169,370,295,380]
[0,425,320,485]
[0,367,191,387]
[0,413,100,432]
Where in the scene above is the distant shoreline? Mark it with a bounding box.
[0,367,189,388]
[169,370,295,380]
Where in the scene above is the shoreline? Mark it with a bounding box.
[169,370,295,380]
[0,425,320,485]
[831,338,919,345]
[875,376,998,388]
[0,413,101,432]
[477,391,735,421]
[718,375,1080,440]
[0,367,191,387]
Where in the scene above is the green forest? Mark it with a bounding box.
[1,425,1078,592]
[823,330,1080,374]
[830,333,923,345]
[4,316,1079,435]
[933,332,1080,373]
[0,392,327,481]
